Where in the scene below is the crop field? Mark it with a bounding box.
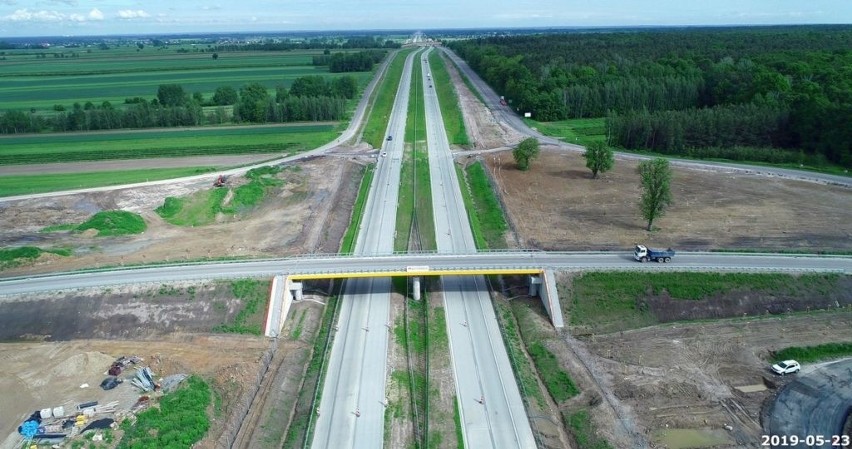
[0,167,217,197]
[0,50,373,111]
[0,124,338,165]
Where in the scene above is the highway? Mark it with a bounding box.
[310,48,421,449]
[2,251,850,296]
[421,47,536,448]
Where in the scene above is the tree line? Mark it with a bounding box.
[213,35,400,52]
[0,75,358,133]
[448,26,852,166]
[312,50,386,72]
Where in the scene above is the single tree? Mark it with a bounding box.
[583,141,615,178]
[157,84,187,107]
[512,137,540,171]
[212,52,218,60]
[212,86,238,106]
[638,157,673,231]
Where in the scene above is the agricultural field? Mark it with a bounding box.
[0,49,373,111]
[0,124,338,166]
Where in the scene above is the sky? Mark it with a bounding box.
[0,0,850,38]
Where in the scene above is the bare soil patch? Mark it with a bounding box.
[0,155,367,276]
[484,148,852,252]
[0,335,269,449]
[441,53,525,151]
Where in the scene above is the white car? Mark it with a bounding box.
[771,360,800,375]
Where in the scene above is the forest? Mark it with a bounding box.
[448,26,852,166]
[0,75,358,133]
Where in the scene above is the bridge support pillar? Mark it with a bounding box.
[264,275,295,338]
[528,275,541,297]
[412,277,421,301]
[291,282,303,302]
[539,270,564,329]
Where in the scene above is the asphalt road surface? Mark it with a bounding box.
[311,48,421,449]
[766,358,852,449]
[2,252,850,296]
[422,47,536,448]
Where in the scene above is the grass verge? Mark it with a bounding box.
[527,342,579,402]
[772,342,852,364]
[453,399,465,449]
[117,375,211,449]
[571,272,845,333]
[458,161,508,249]
[340,164,375,254]
[76,210,146,236]
[429,52,469,146]
[286,295,338,449]
[492,298,546,408]
[565,409,615,449]
[363,49,414,148]
[213,279,268,335]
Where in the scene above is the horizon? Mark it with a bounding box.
[2,23,851,42]
[1,0,850,39]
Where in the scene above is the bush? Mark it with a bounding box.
[76,210,146,236]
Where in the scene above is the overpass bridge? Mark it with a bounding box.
[265,263,563,338]
[2,249,850,337]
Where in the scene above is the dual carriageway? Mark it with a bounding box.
[3,44,852,449]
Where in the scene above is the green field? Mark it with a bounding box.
[570,272,845,333]
[0,49,373,111]
[0,167,216,197]
[458,161,508,250]
[428,51,468,146]
[0,124,338,165]
[524,117,606,147]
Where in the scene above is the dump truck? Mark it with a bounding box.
[634,244,675,263]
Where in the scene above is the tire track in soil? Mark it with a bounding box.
[559,331,648,448]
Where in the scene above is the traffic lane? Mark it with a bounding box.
[2,252,850,296]
[312,277,372,449]
[766,359,852,449]
[352,277,392,448]
[443,275,491,448]
[465,274,536,448]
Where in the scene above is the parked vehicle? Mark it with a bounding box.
[634,244,675,263]
[771,360,801,375]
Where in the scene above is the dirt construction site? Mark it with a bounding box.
[1,55,852,448]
